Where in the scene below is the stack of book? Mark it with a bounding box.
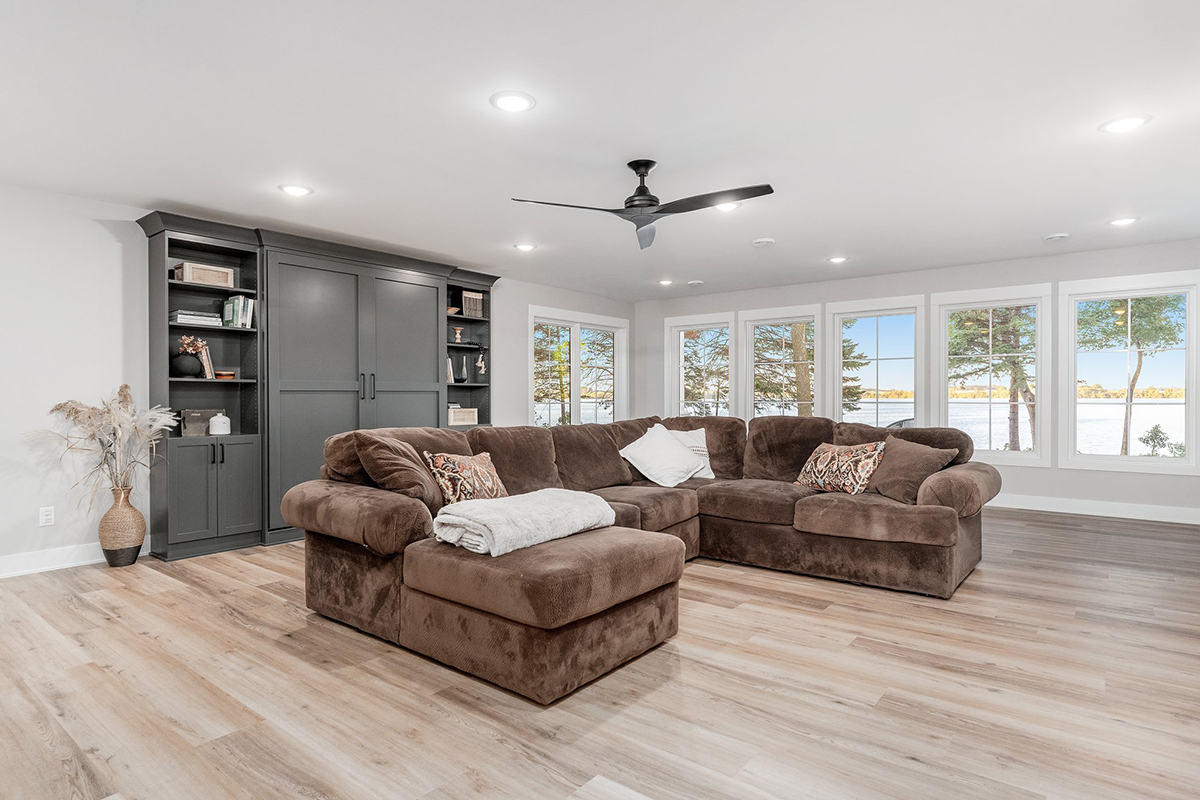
[462,291,485,318]
[223,296,255,328]
[169,309,223,327]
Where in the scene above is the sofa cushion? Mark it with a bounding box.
[281,480,433,557]
[793,492,959,547]
[867,435,958,504]
[402,527,684,629]
[633,476,722,491]
[697,479,820,525]
[354,432,443,513]
[325,427,471,486]
[467,426,563,495]
[551,424,632,491]
[834,422,973,466]
[661,417,747,479]
[589,485,699,531]
[744,416,835,482]
[605,501,642,529]
[605,416,663,481]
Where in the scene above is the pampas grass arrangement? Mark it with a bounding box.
[43,384,176,506]
[41,384,176,566]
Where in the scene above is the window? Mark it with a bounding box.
[742,308,818,418]
[530,307,627,427]
[679,325,731,416]
[837,311,917,427]
[1059,272,1197,474]
[932,285,1050,463]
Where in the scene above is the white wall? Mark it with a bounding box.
[634,239,1200,522]
[0,184,151,575]
[489,278,635,426]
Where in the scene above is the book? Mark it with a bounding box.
[223,296,256,328]
[198,346,215,379]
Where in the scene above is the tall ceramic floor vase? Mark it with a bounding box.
[99,487,145,567]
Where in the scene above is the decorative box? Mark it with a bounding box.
[448,407,478,426]
[175,262,235,288]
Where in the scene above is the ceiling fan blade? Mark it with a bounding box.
[512,198,624,215]
[636,222,657,250]
[654,184,774,216]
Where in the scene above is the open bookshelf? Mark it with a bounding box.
[445,281,491,429]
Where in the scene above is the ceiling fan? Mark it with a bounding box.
[513,160,774,250]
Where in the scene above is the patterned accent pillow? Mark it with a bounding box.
[796,440,887,495]
[423,451,509,505]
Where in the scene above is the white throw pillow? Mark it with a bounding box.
[668,428,715,479]
[619,424,706,487]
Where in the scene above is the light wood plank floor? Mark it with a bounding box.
[2,508,1198,800]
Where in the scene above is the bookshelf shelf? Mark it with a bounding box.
[446,313,488,322]
[169,377,257,384]
[168,279,257,296]
[168,323,258,334]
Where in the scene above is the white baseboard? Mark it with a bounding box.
[991,492,1199,526]
[0,541,150,580]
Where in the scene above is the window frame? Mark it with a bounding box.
[528,306,629,426]
[824,295,926,426]
[1057,271,1198,475]
[930,284,1052,468]
[738,304,822,419]
[664,312,736,418]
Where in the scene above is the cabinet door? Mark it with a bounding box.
[361,270,445,429]
[167,438,219,543]
[267,251,365,531]
[217,435,262,537]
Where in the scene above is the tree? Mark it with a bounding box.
[533,322,571,426]
[1076,294,1186,455]
[752,322,813,416]
[1138,423,1185,459]
[681,327,729,416]
[841,319,869,413]
[580,328,615,422]
[946,305,1037,451]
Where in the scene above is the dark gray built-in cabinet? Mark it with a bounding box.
[140,213,497,559]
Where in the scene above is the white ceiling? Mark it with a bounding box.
[3,1,1199,301]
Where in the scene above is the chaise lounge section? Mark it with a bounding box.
[282,414,1001,703]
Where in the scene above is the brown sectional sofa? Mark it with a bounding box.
[282,414,1001,703]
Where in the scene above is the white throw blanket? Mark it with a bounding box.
[433,488,615,557]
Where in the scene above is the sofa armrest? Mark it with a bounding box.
[281,480,433,557]
[916,462,1002,518]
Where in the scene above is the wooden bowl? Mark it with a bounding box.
[446,306,460,315]
[214,371,236,380]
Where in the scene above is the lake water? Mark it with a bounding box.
[538,399,1187,459]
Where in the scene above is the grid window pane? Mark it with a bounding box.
[1074,292,1188,458]
[877,313,916,359]
[532,322,572,426]
[680,326,730,417]
[752,319,815,418]
[843,311,916,426]
[946,302,1039,453]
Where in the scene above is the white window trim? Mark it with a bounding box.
[528,306,629,426]
[738,304,822,419]
[664,311,736,418]
[1057,270,1199,475]
[930,284,1052,468]
[824,294,927,425]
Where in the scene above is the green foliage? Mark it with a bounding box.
[840,319,868,413]
[681,327,730,416]
[533,322,571,426]
[1138,423,1186,459]
[752,321,814,416]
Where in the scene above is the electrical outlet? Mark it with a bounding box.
[39,506,55,527]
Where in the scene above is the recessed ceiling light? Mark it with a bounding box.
[714,202,740,212]
[1098,115,1151,133]
[658,280,673,286]
[490,91,536,112]
[513,243,537,251]
[278,184,313,196]
[828,256,848,264]
[687,280,705,286]
[1044,232,1070,242]
[752,237,776,247]
[1109,217,1139,226]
